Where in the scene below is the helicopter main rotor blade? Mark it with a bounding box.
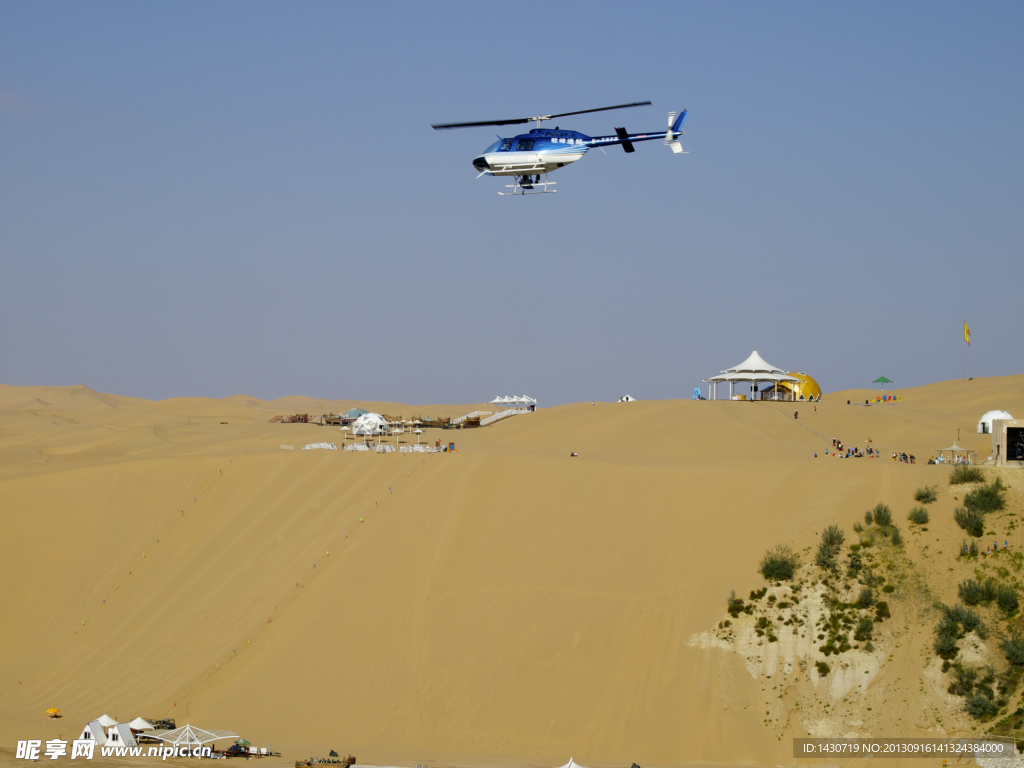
[546,101,652,120]
[431,117,532,130]
[431,101,652,130]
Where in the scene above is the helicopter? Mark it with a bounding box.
[431,101,687,195]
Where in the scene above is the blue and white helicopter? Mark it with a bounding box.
[432,101,687,195]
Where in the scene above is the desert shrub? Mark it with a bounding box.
[959,579,987,606]
[847,553,862,578]
[915,485,939,504]
[872,503,892,527]
[960,608,982,634]
[934,632,959,659]
[944,605,969,628]
[954,507,984,538]
[997,585,1019,614]
[750,587,767,600]
[948,664,978,696]
[727,590,749,617]
[982,579,997,602]
[861,568,882,588]
[815,542,838,573]
[965,694,998,719]
[875,601,891,620]
[1004,638,1024,666]
[854,617,874,642]
[950,465,984,485]
[816,661,830,676]
[890,527,903,546]
[858,587,874,607]
[822,524,845,550]
[853,521,864,533]
[864,509,874,525]
[908,507,930,525]
[965,479,1007,514]
[968,539,980,557]
[760,545,798,581]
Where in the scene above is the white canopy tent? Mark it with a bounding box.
[934,442,977,464]
[618,394,637,402]
[704,350,802,401]
[145,723,239,747]
[127,717,155,731]
[97,714,118,727]
[490,395,537,409]
[554,759,588,768]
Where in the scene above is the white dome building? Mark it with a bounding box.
[978,410,1013,434]
[351,412,388,436]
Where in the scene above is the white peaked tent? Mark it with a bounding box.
[127,717,155,731]
[97,714,118,727]
[106,724,137,748]
[351,412,388,436]
[554,759,588,768]
[146,723,239,747]
[618,394,637,402]
[79,721,108,746]
[704,350,801,401]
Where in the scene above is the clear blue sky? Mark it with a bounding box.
[1,2,1021,404]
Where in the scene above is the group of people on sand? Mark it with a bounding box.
[893,451,915,464]
[825,438,877,458]
[964,540,1010,557]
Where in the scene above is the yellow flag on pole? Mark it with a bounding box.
[964,321,970,346]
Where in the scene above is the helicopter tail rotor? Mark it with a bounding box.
[665,109,688,153]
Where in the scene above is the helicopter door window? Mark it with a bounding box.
[516,139,535,151]
[498,139,513,151]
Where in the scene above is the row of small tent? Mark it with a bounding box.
[489,395,537,404]
[346,443,438,453]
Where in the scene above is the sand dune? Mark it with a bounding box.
[1,376,1022,767]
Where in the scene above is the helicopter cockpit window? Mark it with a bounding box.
[498,139,513,151]
[516,139,535,151]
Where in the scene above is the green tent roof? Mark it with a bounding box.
[872,376,894,384]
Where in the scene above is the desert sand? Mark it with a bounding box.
[1,376,1023,768]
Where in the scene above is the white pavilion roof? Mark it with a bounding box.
[723,350,786,374]
[146,724,238,746]
[705,371,799,383]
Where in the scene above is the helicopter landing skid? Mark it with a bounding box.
[499,174,556,195]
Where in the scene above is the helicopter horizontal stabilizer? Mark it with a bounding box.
[614,127,635,153]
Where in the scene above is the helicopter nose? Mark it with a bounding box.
[472,156,489,171]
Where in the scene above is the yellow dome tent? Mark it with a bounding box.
[776,372,822,401]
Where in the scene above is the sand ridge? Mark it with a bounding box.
[0,376,1022,767]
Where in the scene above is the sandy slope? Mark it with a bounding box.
[1,376,1022,767]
